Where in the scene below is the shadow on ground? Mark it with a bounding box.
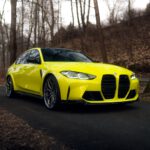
[9,93,140,114]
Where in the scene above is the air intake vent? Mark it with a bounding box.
[82,91,103,101]
[127,90,136,99]
[101,75,116,99]
[118,75,130,98]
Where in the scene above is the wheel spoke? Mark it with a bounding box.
[44,77,58,109]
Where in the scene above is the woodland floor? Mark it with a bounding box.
[0,108,69,150]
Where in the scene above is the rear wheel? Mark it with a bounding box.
[43,75,60,110]
[6,76,16,98]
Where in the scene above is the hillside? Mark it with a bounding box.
[54,14,150,73]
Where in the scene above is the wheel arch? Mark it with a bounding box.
[42,73,60,96]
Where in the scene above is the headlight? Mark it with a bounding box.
[61,71,96,80]
[130,73,136,80]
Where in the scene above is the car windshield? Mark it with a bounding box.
[41,48,92,62]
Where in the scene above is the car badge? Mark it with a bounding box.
[114,72,117,76]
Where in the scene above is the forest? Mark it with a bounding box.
[0,0,150,81]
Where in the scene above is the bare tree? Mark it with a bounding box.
[75,0,81,29]
[34,0,38,46]
[50,0,55,42]
[86,0,91,24]
[41,0,46,47]
[21,0,24,51]
[93,0,108,62]
[10,0,17,64]
[74,0,92,50]
[75,0,85,50]
[79,0,86,31]
[105,0,122,25]
[127,0,134,60]
[0,0,7,72]
[70,0,74,26]
[27,0,34,49]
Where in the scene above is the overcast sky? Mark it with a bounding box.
[0,0,149,25]
[62,0,150,25]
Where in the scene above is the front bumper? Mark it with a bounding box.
[62,98,139,105]
[58,74,139,104]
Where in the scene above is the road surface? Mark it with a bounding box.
[0,86,150,150]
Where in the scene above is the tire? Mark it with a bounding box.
[43,75,60,110]
[6,76,16,98]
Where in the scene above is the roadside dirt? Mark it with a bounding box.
[0,108,69,150]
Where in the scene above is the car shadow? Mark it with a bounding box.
[55,102,140,114]
[8,94,140,114]
[13,94,44,105]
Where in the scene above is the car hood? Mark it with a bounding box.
[44,62,133,76]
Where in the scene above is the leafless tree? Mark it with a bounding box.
[27,0,34,49]
[93,0,108,62]
[127,0,134,60]
[34,0,38,46]
[50,0,55,42]
[10,0,17,64]
[86,0,91,24]
[70,0,74,26]
[105,0,123,25]
[21,0,24,51]
[0,0,7,72]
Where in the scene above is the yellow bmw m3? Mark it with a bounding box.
[6,48,139,109]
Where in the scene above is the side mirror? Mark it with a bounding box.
[27,57,41,64]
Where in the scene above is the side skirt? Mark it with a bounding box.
[15,90,43,99]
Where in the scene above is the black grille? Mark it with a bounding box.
[127,90,136,99]
[82,91,103,101]
[101,75,116,99]
[118,75,130,98]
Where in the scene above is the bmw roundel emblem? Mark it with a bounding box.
[114,72,117,76]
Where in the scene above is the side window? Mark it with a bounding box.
[29,50,41,64]
[15,51,30,64]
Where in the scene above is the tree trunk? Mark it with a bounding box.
[75,0,81,29]
[75,0,85,51]
[41,0,46,47]
[87,0,91,24]
[21,0,24,52]
[93,0,108,62]
[0,0,7,71]
[127,0,133,60]
[70,0,74,26]
[10,0,17,64]
[34,0,38,46]
[79,0,86,31]
[27,0,34,49]
[50,0,55,43]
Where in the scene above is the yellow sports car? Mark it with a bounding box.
[6,48,139,109]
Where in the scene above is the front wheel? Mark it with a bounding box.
[43,75,60,110]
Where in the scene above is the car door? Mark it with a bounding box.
[23,49,42,95]
[12,51,31,90]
